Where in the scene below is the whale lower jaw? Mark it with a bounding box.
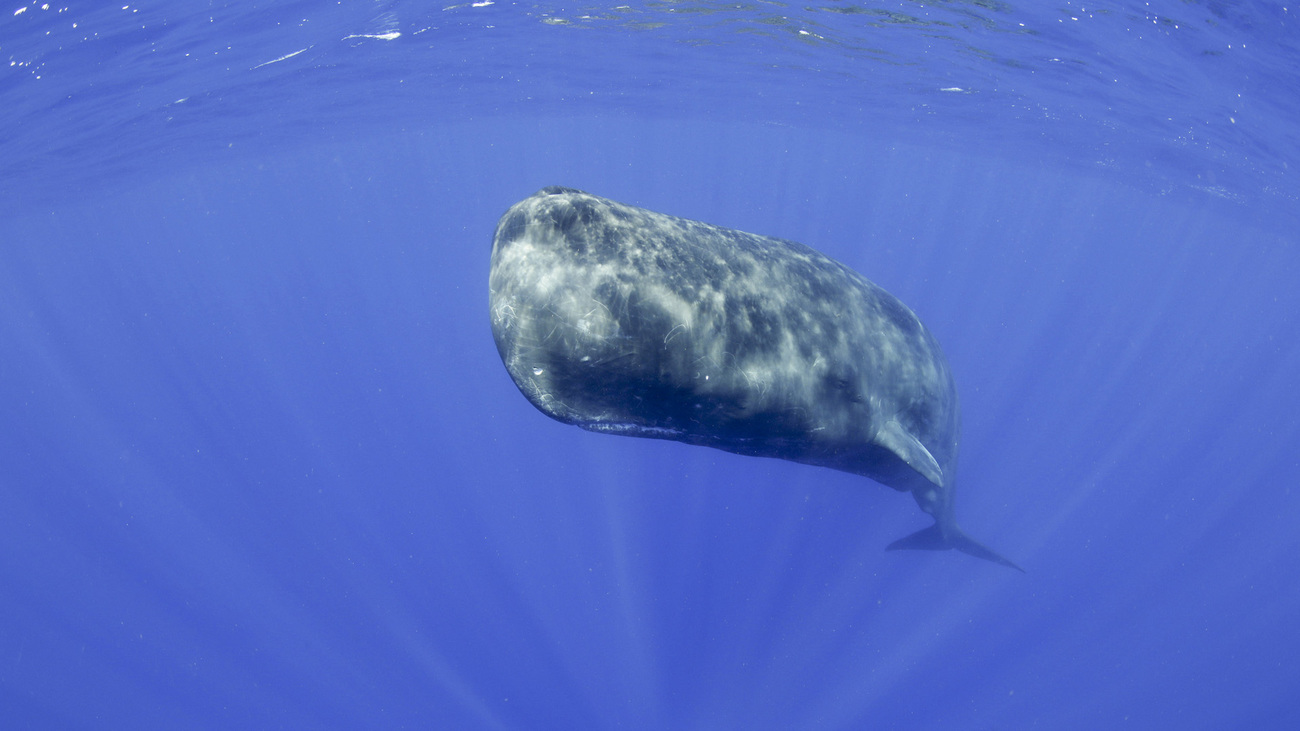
[580,421,685,439]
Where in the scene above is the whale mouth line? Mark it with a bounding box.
[580,421,685,439]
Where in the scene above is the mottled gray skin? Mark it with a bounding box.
[489,187,1020,570]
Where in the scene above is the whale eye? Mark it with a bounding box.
[533,367,545,376]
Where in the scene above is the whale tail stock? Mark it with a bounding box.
[886,522,1025,573]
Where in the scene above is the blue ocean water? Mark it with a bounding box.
[2,1,1298,728]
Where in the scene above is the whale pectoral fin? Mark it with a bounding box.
[886,523,1026,573]
[877,419,944,487]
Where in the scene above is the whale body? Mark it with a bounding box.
[488,187,1021,571]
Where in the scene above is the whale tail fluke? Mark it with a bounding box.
[886,523,1025,573]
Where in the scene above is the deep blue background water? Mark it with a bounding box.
[3,2,1299,728]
